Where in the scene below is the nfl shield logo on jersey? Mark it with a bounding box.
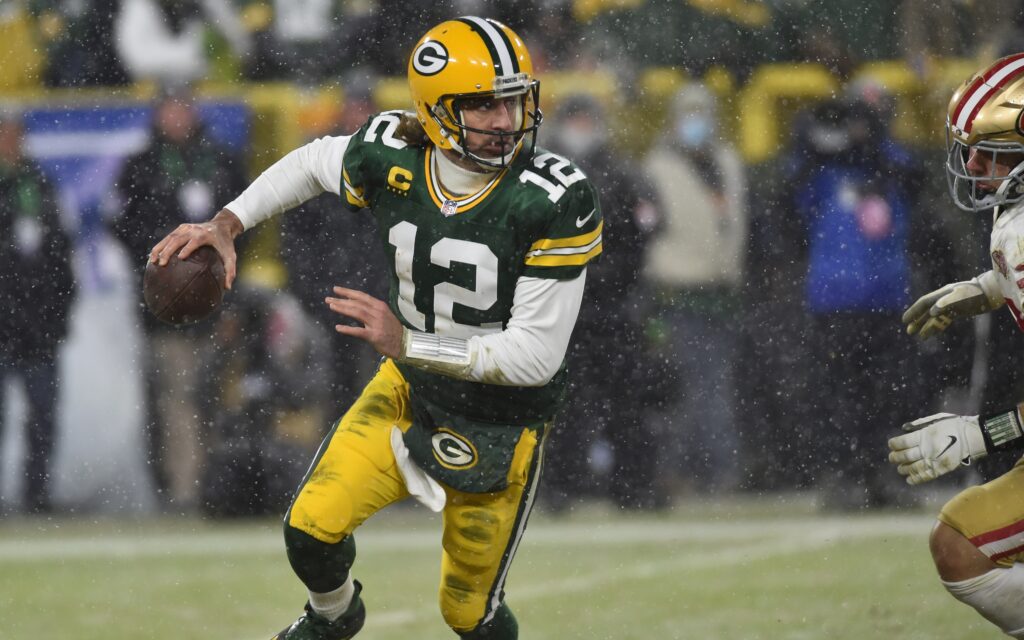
[441,199,458,217]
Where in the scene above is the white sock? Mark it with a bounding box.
[943,565,1024,637]
[308,575,355,622]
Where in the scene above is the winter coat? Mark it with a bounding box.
[0,161,75,361]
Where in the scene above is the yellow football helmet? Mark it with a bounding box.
[408,17,542,169]
[947,53,1024,211]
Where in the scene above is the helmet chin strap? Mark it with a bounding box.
[989,159,1024,215]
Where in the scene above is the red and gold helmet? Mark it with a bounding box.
[947,53,1024,211]
[407,17,542,169]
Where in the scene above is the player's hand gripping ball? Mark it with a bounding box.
[143,245,226,326]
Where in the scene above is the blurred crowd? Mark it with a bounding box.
[4,0,1024,90]
[5,0,1024,517]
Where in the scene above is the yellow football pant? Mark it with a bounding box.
[940,456,1024,566]
[287,359,543,633]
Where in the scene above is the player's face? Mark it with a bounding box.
[458,95,522,159]
[965,147,1024,192]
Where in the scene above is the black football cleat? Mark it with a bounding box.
[271,581,365,640]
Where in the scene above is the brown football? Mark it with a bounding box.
[143,245,226,326]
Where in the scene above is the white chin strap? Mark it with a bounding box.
[985,161,1024,213]
[443,130,520,170]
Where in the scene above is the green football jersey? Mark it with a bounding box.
[341,111,602,427]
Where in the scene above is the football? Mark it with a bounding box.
[143,245,226,326]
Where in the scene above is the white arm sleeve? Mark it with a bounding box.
[225,135,350,230]
[464,272,586,386]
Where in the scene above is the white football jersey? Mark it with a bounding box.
[990,199,1024,329]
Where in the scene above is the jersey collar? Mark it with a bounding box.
[425,145,511,215]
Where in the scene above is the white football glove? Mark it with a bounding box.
[887,413,988,485]
[902,271,1005,340]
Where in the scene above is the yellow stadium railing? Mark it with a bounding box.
[735,63,839,164]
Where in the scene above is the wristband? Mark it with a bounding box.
[980,405,1024,453]
[398,329,473,378]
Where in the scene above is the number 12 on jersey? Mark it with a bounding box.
[388,221,501,337]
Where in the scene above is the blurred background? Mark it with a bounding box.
[2,0,1023,520]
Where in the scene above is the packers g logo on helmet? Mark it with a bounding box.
[945,53,1024,212]
[407,16,543,169]
[412,41,448,76]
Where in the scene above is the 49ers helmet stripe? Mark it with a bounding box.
[457,16,519,76]
[953,54,1024,132]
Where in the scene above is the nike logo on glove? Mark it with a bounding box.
[937,435,957,458]
[576,209,595,228]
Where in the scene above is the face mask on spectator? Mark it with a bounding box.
[676,115,713,149]
[556,122,604,158]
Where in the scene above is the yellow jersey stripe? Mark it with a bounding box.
[529,220,603,251]
[342,168,368,207]
[342,169,365,196]
[424,149,445,209]
[345,190,368,207]
[524,243,603,267]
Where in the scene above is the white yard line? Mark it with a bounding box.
[0,514,933,562]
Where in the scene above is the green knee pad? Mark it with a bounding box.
[457,603,518,640]
[284,524,356,593]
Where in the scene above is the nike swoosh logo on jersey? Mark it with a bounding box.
[937,435,957,458]
[576,209,595,228]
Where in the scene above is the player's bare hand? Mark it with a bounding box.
[149,208,244,290]
[326,287,404,358]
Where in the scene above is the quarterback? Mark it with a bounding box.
[149,17,601,640]
[890,53,1024,638]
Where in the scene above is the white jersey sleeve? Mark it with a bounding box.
[224,135,350,230]
[402,271,585,387]
[466,272,585,386]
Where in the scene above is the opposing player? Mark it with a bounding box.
[890,54,1024,638]
[149,17,601,640]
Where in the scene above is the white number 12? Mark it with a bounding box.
[388,221,500,337]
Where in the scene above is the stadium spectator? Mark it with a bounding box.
[279,78,388,410]
[0,109,76,514]
[35,0,130,87]
[241,0,344,83]
[115,0,251,85]
[791,96,917,510]
[641,82,747,496]
[109,88,247,512]
[542,93,661,511]
[0,2,44,91]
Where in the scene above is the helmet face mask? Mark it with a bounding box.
[946,134,1024,212]
[435,82,543,169]
[408,17,544,170]
[945,53,1024,212]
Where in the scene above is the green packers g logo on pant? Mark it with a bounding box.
[432,428,478,469]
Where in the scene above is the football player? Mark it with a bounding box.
[149,16,601,640]
[890,54,1024,638]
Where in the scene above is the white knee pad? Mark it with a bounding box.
[943,564,1024,638]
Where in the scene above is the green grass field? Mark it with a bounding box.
[0,495,1001,639]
